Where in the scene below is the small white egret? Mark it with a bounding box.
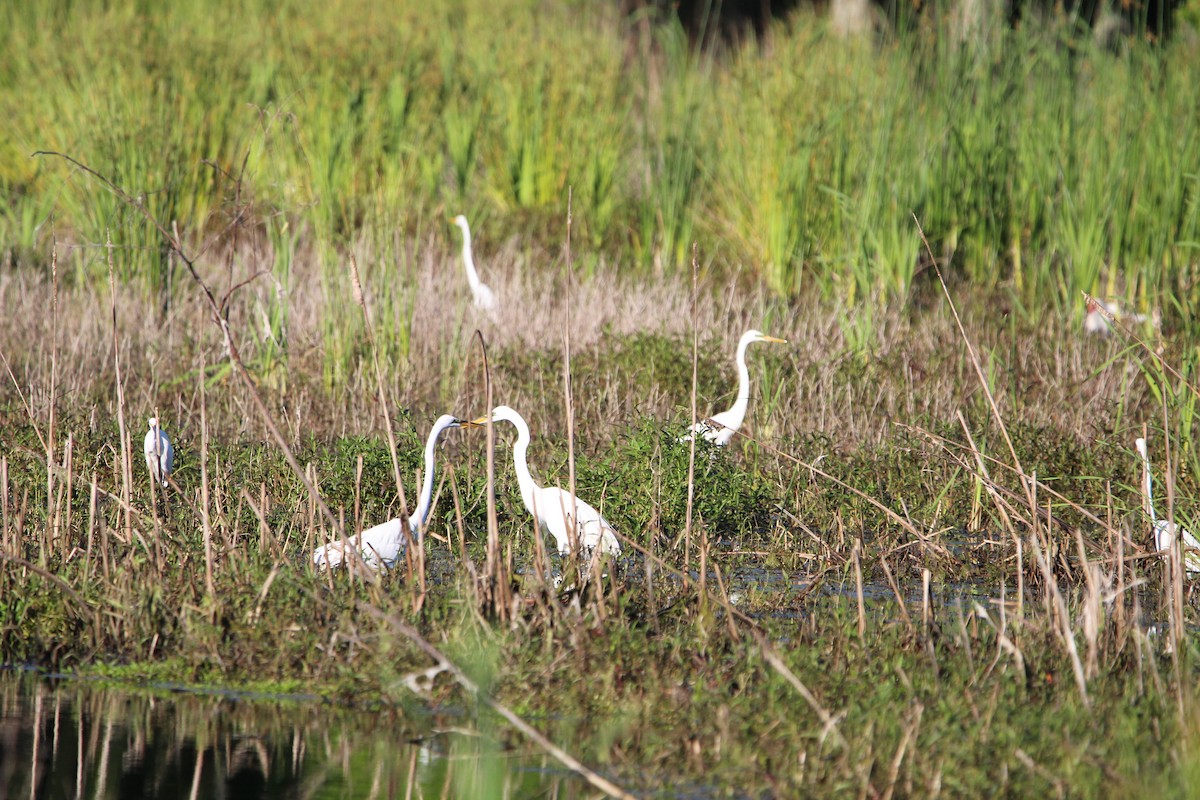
[469,405,621,556]
[1135,437,1200,576]
[684,329,787,446]
[451,214,499,313]
[143,417,174,487]
[1085,297,1149,336]
[313,414,464,571]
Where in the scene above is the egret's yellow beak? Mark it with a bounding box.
[762,335,787,344]
[464,416,489,428]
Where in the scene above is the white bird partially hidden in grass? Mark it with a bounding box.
[143,417,174,487]
[451,214,499,314]
[468,405,620,557]
[684,329,787,447]
[313,414,464,571]
[1136,437,1200,576]
[1085,297,1149,336]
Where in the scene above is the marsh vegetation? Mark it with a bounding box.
[3,0,1200,796]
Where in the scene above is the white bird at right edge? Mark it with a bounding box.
[1136,436,1200,576]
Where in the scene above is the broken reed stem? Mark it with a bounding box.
[1157,405,1187,723]
[685,243,700,568]
[46,241,59,562]
[85,470,97,582]
[106,234,134,551]
[475,330,502,615]
[62,433,73,562]
[563,189,581,557]
[853,539,865,642]
[200,350,215,602]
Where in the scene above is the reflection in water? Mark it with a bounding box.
[0,669,585,799]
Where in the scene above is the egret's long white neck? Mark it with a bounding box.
[458,225,484,291]
[409,417,453,533]
[719,335,755,429]
[506,414,540,515]
[1137,438,1160,525]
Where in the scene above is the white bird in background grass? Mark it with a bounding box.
[313,414,464,571]
[143,417,174,487]
[684,329,787,447]
[451,214,499,314]
[1135,436,1200,576]
[468,405,621,557]
[1084,297,1150,336]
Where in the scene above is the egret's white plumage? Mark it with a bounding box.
[143,417,174,487]
[451,214,499,313]
[1136,437,1200,576]
[471,405,620,556]
[685,329,787,446]
[313,414,463,571]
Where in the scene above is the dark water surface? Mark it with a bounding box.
[0,668,591,799]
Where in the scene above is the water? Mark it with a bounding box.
[0,668,592,799]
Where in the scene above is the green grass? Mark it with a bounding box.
[4,1,1199,334]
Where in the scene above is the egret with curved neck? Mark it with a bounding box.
[686,329,786,446]
[451,214,499,313]
[313,414,463,571]
[1136,437,1200,575]
[470,405,620,556]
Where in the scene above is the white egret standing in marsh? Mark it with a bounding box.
[1136,437,1200,576]
[684,329,787,446]
[451,214,499,314]
[313,414,464,571]
[468,405,621,557]
[143,417,174,487]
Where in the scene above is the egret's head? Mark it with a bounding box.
[743,329,787,346]
[451,214,468,229]
[148,417,158,429]
[467,405,520,428]
[432,414,464,434]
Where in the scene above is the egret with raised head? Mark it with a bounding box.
[451,214,499,314]
[468,405,620,556]
[684,329,786,446]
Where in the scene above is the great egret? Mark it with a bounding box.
[451,214,499,313]
[1135,437,1200,575]
[684,329,787,446]
[469,405,621,556]
[313,414,464,571]
[143,417,174,487]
